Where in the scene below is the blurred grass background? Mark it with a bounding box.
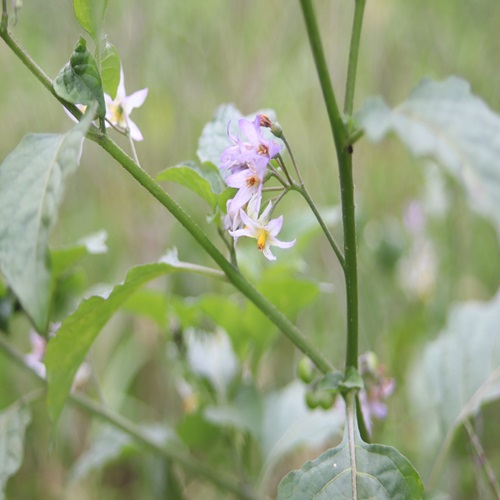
[1,0,500,498]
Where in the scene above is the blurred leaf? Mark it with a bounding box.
[277,420,423,500]
[358,77,500,238]
[176,411,221,449]
[53,37,106,118]
[45,260,199,429]
[69,425,131,482]
[197,104,278,167]
[409,291,500,474]
[123,288,169,329]
[73,0,108,44]
[51,230,107,280]
[0,107,95,333]
[258,268,319,319]
[69,423,174,483]
[156,161,226,210]
[0,401,31,499]
[205,384,263,439]
[261,381,344,474]
[100,42,120,98]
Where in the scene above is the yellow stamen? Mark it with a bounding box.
[257,228,268,251]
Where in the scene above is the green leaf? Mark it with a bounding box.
[53,37,106,118]
[409,291,500,474]
[45,260,195,429]
[73,0,108,44]
[51,230,107,280]
[156,161,226,210]
[358,76,500,238]
[260,381,345,488]
[101,42,120,99]
[0,401,32,499]
[123,288,169,329]
[197,104,278,166]
[0,107,96,333]
[277,414,423,499]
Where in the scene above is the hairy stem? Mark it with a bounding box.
[0,27,333,375]
[344,0,367,116]
[0,334,257,500]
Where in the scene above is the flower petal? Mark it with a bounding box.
[269,237,296,249]
[125,88,148,111]
[127,118,144,141]
[265,215,283,236]
[261,245,276,261]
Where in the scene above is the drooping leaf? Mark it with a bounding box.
[0,107,96,333]
[0,401,32,499]
[45,260,200,429]
[100,42,120,99]
[409,291,500,474]
[196,104,278,167]
[358,76,500,238]
[277,407,423,500]
[156,161,226,210]
[53,37,106,118]
[73,0,108,44]
[51,230,107,280]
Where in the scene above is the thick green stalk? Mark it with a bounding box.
[344,0,367,116]
[0,335,257,500]
[299,0,347,154]
[0,27,333,375]
[300,0,359,370]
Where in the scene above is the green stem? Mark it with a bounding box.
[291,184,345,269]
[299,0,347,155]
[1,0,7,30]
[280,133,304,186]
[344,0,366,116]
[0,334,257,500]
[300,0,359,372]
[339,152,359,369]
[464,419,500,500]
[0,27,333,375]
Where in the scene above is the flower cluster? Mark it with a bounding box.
[219,115,295,260]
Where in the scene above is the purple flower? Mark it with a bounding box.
[225,162,267,230]
[358,351,395,436]
[220,115,281,174]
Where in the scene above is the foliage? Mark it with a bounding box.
[0,0,499,499]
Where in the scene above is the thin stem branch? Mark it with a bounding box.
[0,26,334,375]
[291,184,345,269]
[344,0,366,117]
[0,334,257,500]
[465,419,500,500]
[280,133,304,186]
[275,154,295,186]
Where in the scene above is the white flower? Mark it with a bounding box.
[104,67,148,141]
[229,199,296,261]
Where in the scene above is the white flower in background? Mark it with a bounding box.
[104,67,148,141]
[229,198,296,261]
